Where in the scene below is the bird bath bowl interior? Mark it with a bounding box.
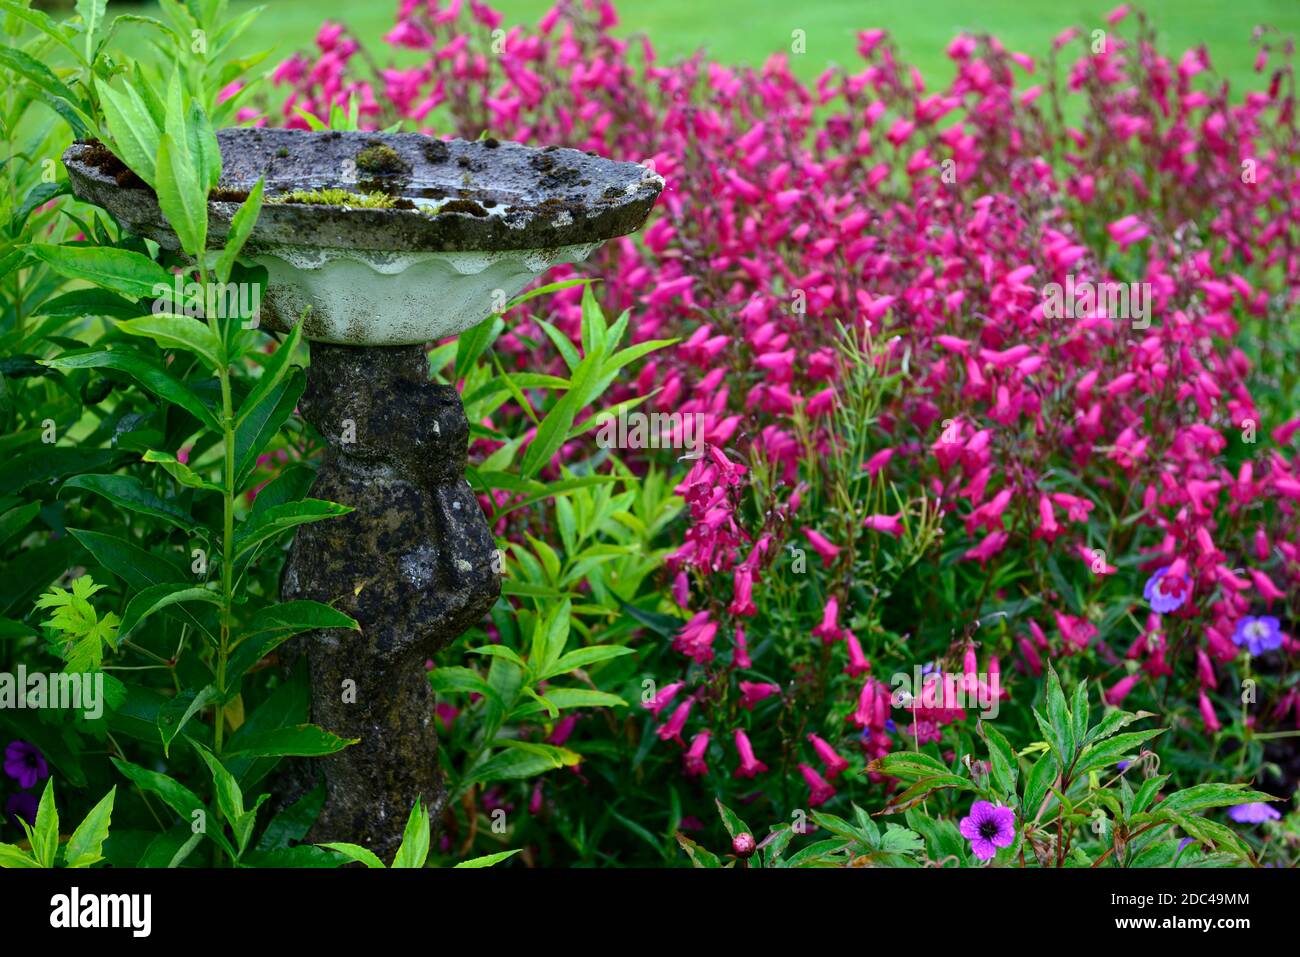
[62,128,662,859]
[64,128,664,344]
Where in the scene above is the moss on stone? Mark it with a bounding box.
[269,188,400,209]
[355,143,410,175]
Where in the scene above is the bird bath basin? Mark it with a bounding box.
[65,127,663,344]
[63,128,663,859]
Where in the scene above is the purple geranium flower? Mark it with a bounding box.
[5,792,37,827]
[1143,567,1189,614]
[1231,616,1283,657]
[959,800,1016,860]
[3,740,48,789]
[1227,802,1281,824]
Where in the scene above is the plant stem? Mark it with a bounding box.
[215,364,234,754]
[201,258,237,757]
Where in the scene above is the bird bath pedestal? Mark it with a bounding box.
[64,128,662,858]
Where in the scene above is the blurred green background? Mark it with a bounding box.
[211,0,1298,94]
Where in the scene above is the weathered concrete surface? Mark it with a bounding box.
[62,129,664,255]
[280,343,500,860]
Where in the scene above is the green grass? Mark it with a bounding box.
[215,0,1299,97]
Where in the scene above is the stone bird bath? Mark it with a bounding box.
[64,128,662,858]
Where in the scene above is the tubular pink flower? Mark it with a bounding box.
[798,763,836,807]
[733,729,768,778]
[807,733,849,779]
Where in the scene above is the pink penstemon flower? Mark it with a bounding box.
[732,729,768,778]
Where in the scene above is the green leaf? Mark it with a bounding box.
[0,502,40,548]
[235,309,300,431]
[249,463,316,515]
[391,799,430,869]
[0,448,124,498]
[118,314,224,370]
[454,315,502,381]
[880,824,926,855]
[34,288,139,320]
[1169,813,1255,862]
[60,474,195,532]
[458,746,576,792]
[511,688,626,717]
[1043,664,1075,765]
[467,644,527,669]
[64,786,116,868]
[191,742,255,855]
[76,0,106,62]
[1022,750,1059,817]
[1130,774,1168,817]
[716,800,751,841]
[158,685,217,757]
[165,831,206,868]
[533,317,581,372]
[110,757,203,820]
[428,666,500,706]
[232,499,351,558]
[187,100,222,192]
[0,2,86,66]
[453,849,520,868]
[67,527,183,587]
[155,124,206,258]
[214,179,264,283]
[228,600,358,680]
[95,79,159,185]
[503,278,594,313]
[881,774,980,814]
[141,449,220,492]
[0,843,39,868]
[42,349,220,431]
[528,598,571,676]
[1073,729,1166,777]
[675,832,721,868]
[26,243,168,298]
[318,842,385,868]
[1153,784,1280,817]
[32,779,58,868]
[13,181,69,233]
[220,724,357,759]
[980,722,1018,798]
[867,751,953,781]
[541,644,634,679]
[257,782,325,852]
[1082,708,1154,748]
[234,367,305,484]
[117,582,220,642]
[67,530,217,643]
[0,44,94,135]
[1070,679,1090,750]
[518,368,590,479]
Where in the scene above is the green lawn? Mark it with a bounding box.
[221,0,1298,97]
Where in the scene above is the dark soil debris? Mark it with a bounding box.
[209,187,250,203]
[79,140,147,191]
[438,199,489,217]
